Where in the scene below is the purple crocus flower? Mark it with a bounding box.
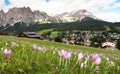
[64,52,72,60]
[92,54,101,65]
[94,57,101,65]
[85,55,90,61]
[59,50,66,57]
[92,54,99,61]
[108,61,115,66]
[12,42,17,47]
[3,49,12,57]
[106,57,109,61]
[37,47,43,51]
[59,50,72,60]
[53,51,56,55]
[78,53,83,61]
[32,44,37,50]
[80,63,84,69]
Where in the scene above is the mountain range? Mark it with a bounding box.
[0,7,100,25]
[0,7,120,34]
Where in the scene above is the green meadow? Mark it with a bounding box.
[0,36,120,74]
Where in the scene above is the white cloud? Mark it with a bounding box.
[94,12,120,22]
[0,0,120,22]
[2,0,116,13]
[113,3,120,8]
[0,0,5,10]
[7,0,65,14]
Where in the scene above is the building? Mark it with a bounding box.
[18,32,43,39]
[102,42,116,50]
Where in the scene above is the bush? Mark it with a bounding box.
[117,39,120,50]
[55,36,62,42]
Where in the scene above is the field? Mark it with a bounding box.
[0,36,120,74]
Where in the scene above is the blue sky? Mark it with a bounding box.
[116,0,120,2]
[45,0,49,2]
[4,0,10,6]
[1,0,120,22]
[4,0,49,5]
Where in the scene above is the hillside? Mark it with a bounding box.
[1,20,120,35]
[0,36,120,73]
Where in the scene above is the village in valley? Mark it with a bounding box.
[17,30,120,50]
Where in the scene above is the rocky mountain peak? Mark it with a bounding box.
[69,9,93,17]
[7,7,33,15]
[4,7,35,24]
[0,10,5,14]
[33,10,50,22]
[0,7,53,25]
[55,9,98,22]
[0,10,6,25]
[34,10,48,16]
[34,10,41,14]
[0,7,100,25]
[70,9,87,14]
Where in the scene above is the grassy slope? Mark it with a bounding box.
[11,36,120,54]
[0,35,120,74]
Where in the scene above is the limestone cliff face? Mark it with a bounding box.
[57,9,99,22]
[0,10,6,25]
[0,7,100,25]
[0,7,49,25]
